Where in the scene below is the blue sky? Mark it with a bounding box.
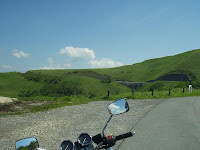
[1,0,200,72]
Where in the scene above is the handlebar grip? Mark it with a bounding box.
[92,134,103,144]
[115,131,135,141]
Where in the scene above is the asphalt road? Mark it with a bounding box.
[118,97,200,150]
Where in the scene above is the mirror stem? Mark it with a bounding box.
[102,114,113,137]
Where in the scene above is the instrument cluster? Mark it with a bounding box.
[60,133,94,150]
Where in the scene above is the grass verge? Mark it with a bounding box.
[1,89,200,117]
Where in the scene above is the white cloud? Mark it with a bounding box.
[57,46,124,69]
[13,49,30,58]
[88,58,123,68]
[59,46,95,60]
[2,65,13,69]
[39,64,64,70]
[47,57,53,64]
[108,103,126,114]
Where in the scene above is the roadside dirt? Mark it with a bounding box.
[0,97,15,103]
[0,100,45,115]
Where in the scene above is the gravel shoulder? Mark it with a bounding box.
[0,99,165,150]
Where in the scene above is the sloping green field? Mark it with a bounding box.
[0,72,43,97]
[94,49,200,81]
[1,49,200,115]
[0,72,131,98]
[1,49,200,98]
[31,49,200,82]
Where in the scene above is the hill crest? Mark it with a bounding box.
[30,49,200,82]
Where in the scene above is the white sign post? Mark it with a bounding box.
[189,85,192,94]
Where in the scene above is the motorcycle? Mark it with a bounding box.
[15,98,135,150]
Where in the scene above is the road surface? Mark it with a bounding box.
[0,99,164,150]
[118,97,200,150]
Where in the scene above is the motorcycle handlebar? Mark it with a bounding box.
[115,131,135,141]
[92,131,135,149]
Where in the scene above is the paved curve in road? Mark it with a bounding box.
[118,97,200,150]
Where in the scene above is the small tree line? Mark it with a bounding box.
[19,72,83,97]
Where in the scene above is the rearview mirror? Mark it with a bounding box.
[15,137,39,150]
[108,98,129,115]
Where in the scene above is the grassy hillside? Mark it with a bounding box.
[1,49,200,115]
[0,72,42,97]
[0,72,130,98]
[94,49,200,82]
[2,49,200,116]
[31,49,200,82]
[63,76,131,97]
[1,49,200,98]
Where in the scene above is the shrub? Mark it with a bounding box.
[101,78,111,83]
[149,82,164,91]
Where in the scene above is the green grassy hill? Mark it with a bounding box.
[0,72,43,97]
[1,49,200,98]
[1,49,200,115]
[94,49,200,82]
[0,72,131,98]
[31,49,200,82]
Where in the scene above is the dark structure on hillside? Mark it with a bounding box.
[116,74,190,90]
[148,74,190,82]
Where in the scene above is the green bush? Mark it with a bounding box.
[101,78,111,83]
[174,81,189,88]
[149,82,164,91]
[191,80,200,88]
